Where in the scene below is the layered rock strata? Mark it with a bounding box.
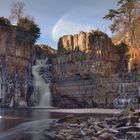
[0,25,34,107]
[51,31,140,108]
[34,44,57,60]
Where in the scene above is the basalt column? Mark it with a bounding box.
[51,31,120,108]
[0,25,34,107]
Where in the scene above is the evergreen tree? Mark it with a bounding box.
[0,17,11,26]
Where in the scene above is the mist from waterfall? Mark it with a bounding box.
[32,59,51,107]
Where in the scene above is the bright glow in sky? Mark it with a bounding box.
[0,0,117,49]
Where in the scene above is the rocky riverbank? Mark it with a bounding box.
[44,109,140,140]
[0,108,140,140]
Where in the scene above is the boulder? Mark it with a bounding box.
[57,114,80,124]
[99,132,114,140]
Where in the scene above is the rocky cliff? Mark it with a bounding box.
[0,25,34,107]
[51,31,140,108]
[34,44,57,60]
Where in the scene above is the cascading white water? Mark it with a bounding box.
[114,83,131,108]
[32,59,51,107]
[0,76,2,99]
[138,86,140,96]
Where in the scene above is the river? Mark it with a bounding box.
[0,59,55,140]
[0,107,121,140]
[0,108,59,140]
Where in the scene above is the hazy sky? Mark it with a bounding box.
[0,0,117,49]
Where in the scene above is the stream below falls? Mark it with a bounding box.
[0,108,66,140]
[0,59,53,140]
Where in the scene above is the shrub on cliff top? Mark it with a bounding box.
[0,17,11,26]
[91,30,107,39]
[17,17,40,43]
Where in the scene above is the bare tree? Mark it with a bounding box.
[9,1,25,22]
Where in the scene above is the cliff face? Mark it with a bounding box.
[51,31,140,108]
[34,44,57,60]
[112,31,140,72]
[51,31,119,108]
[54,31,119,77]
[0,25,34,107]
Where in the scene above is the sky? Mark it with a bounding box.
[0,0,117,49]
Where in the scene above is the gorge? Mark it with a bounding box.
[0,24,140,109]
[51,31,140,109]
[1,1,140,139]
[0,21,140,140]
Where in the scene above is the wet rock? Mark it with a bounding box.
[126,132,140,140]
[107,128,119,134]
[68,124,80,127]
[105,117,118,126]
[42,110,140,140]
[116,116,128,127]
[83,136,91,140]
[128,116,139,124]
[96,129,106,136]
[57,114,80,124]
[93,125,102,132]
[134,111,140,117]
[118,126,140,133]
[18,100,27,107]
[99,132,114,140]
[97,122,106,129]
[43,132,65,140]
[91,136,98,140]
[66,135,74,140]
[59,129,73,134]
[80,129,86,136]
[55,134,66,140]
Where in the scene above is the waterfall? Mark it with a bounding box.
[122,83,128,95]
[118,83,127,95]
[0,77,2,99]
[118,83,122,94]
[119,83,127,97]
[114,83,131,108]
[138,85,140,96]
[32,59,51,107]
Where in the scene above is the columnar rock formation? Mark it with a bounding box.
[0,25,34,107]
[34,44,57,60]
[128,47,140,71]
[113,36,140,72]
[58,31,115,54]
[51,31,140,108]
